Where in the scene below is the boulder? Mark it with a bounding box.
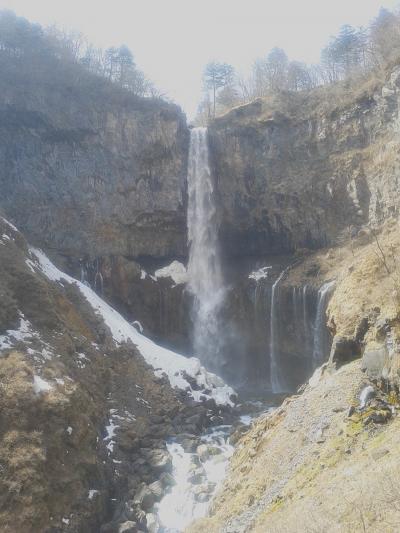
[361,346,388,380]
[179,434,201,453]
[188,466,206,485]
[330,336,360,367]
[133,485,155,512]
[148,480,164,501]
[118,522,137,533]
[196,444,210,462]
[159,472,175,488]
[145,449,172,474]
[145,513,158,533]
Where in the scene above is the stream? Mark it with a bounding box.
[154,400,275,532]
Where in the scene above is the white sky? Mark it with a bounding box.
[0,0,399,117]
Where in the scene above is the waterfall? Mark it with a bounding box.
[303,285,309,344]
[269,267,289,393]
[312,281,335,365]
[187,127,225,370]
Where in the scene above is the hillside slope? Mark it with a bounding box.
[0,216,233,532]
[189,216,400,532]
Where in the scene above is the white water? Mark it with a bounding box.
[302,284,310,353]
[156,427,234,532]
[269,267,290,393]
[312,281,335,365]
[187,127,225,369]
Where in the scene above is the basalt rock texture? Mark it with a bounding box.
[208,67,400,258]
[0,83,189,261]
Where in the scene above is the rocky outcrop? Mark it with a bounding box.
[208,68,400,257]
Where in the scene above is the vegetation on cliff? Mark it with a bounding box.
[197,7,400,122]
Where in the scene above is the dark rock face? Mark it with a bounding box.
[217,264,331,391]
[0,93,189,260]
[208,72,400,257]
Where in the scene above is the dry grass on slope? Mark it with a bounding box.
[189,360,400,533]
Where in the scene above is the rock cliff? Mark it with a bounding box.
[208,68,400,257]
[0,86,189,261]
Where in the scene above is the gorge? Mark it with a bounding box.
[2,10,400,532]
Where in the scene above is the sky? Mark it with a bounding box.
[0,0,399,118]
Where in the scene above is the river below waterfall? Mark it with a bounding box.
[154,398,275,532]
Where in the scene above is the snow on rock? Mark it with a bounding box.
[0,217,19,233]
[33,375,53,394]
[249,266,272,282]
[104,416,119,454]
[30,248,235,405]
[0,233,12,246]
[154,261,188,286]
[0,315,37,351]
[131,320,143,333]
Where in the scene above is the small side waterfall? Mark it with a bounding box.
[187,127,225,370]
[269,268,289,393]
[312,281,335,365]
[248,268,335,392]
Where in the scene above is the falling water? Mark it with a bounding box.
[187,127,225,369]
[312,281,335,365]
[303,285,309,345]
[269,267,290,393]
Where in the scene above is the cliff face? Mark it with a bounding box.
[208,68,400,257]
[0,88,189,260]
[3,63,400,394]
[3,67,400,267]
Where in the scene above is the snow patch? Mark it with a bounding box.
[0,233,12,246]
[33,375,53,394]
[249,266,272,282]
[0,315,37,351]
[154,261,188,286]
[30,248,235,405]
[1,217,19,233]
[104,417,119,454]
[25,258,37,272]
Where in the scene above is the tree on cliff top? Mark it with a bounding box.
[0,10,157,99]
[203,62,235,117]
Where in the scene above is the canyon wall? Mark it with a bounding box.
[3,63,400,391]
[0,86,189,261]
[208,68,400,257]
